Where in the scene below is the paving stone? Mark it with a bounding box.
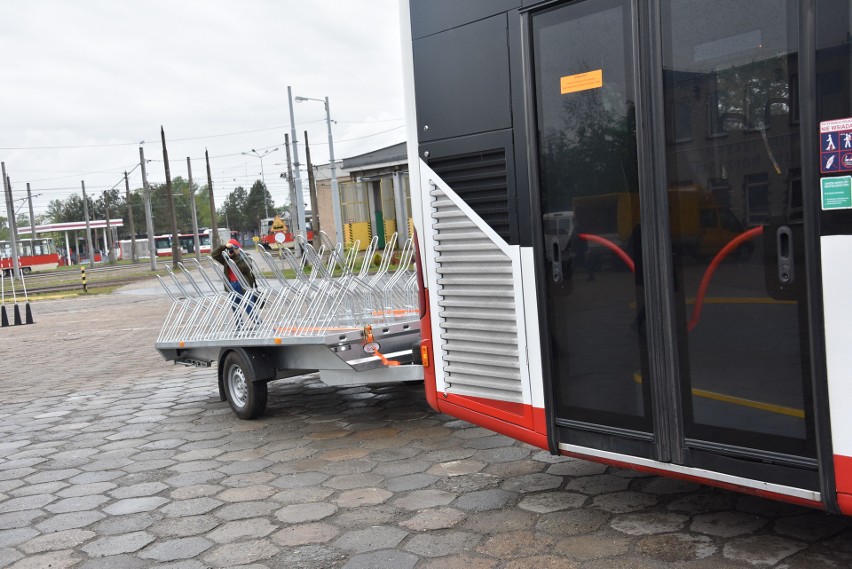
[335,487,393,507]
[0,548,24,568]
[18,528,96,554]
[271,486,335,504]
[453,489,516,512]
[591,491,657,514]
[723,534,808,565]
[636,532,717,562]
[400,507,467,531]
[393,489,456,510]
[0,494,56,513]
[215,485,277,502]
[476,530,557,559]
[149,515,220,538]
[81,531,156,556]
[473,447,532,463]
[405,530,481,557]
[518,491,586,513]
[690,510,768,537]
[213,500,278,521]
[611,511,689,535]
[109,482,169,499]
[201,538,280,567]
[385,473,439,492]
[545,459,609,477]
[537,509,610,536]
[206,518,277,543]
[160,497,222,517]
[169,485,223,500]
[11,481,68,497]
[0,527,40,548]
[68,471,123,484]
[774,512,852,542]
[45,494,110,514]
[427,459,487,477]
[3,549,81,569]
[342,549,419,569]
[324,473,386,490]
[334,525,409,553]
[552,533,633,561]
[275,502,337,523]
[334,505,402,528]
[271,471,330,489]
[501,472,563,493]
[419,554,498,569]
[0,509,45,530]
[666,492,734,514]
[139,536,214,561]
[566,474,631,495]
[434,472,500,494]
[272,544,346,569]
[102,496,169,515]
[91,512,161,535]
[56,482,117,498]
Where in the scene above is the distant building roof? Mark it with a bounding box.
[342,142,407,171]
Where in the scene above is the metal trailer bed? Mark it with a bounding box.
[154,233,423,419]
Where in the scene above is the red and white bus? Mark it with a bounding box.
[0,238,61,275]
[403,0,852,515]
[154,229,231,257]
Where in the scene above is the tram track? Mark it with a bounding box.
[8,263,165,296]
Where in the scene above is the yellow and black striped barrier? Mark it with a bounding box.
[81,267,87,293]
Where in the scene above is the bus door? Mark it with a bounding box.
[532,0,821,491]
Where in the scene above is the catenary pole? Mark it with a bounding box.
[81,181,95,268]
[206,149,219,247]
[2,164,20,278]
[287,86,306,257]
[140,146,156,270]
[125,172,138,262]
[304,130,320,250]
[161,127,181,268]
[187,157,200,260]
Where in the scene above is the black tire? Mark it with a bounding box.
[222,351,268,419]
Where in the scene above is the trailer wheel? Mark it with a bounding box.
[222,351,268,419]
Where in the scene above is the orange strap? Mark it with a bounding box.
[362,324,400,367]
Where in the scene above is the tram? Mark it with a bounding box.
[154,229,230,257]
[0,238,61,274]
[403,0,852,514]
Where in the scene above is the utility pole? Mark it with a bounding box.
[1,163,20,278]
[287,86,307,256]
[104,191,114,262]
[206,149,219,247]
[26,183,36,239]
[284,133,297,231]
[81,181,95,268]
[161,126,181,268]
[125,172,138,263]
[140,146,156,271]
[187,157,200,260]
[304,130,320,250]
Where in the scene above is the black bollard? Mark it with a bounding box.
[24,303,34,325]
[1,306,7,327]
[13,304,22,326]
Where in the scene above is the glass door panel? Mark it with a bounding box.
[533,0,651,433]
[661,0,816,458]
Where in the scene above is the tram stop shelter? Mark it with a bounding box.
[18,219,124,265]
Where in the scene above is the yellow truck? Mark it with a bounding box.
[572,186,751,262]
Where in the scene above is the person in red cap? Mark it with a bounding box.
[212,239,260,325]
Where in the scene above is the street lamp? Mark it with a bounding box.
[295,95,342,243]
[241,147,279,223]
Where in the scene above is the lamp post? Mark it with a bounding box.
[241,147,279,226]
[295,95,342,244]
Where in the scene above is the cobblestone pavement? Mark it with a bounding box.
[1,282,852,568]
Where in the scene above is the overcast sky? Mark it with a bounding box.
[0,0,406,223]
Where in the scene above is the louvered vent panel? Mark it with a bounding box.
[429,185,523,403]
[429,149,510,240]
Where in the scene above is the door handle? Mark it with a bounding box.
[776,226,794,285]
[551,237,562,282]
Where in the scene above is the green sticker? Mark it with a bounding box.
[821,176,852,210]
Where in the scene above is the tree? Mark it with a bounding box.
[221,186,249,233]
[245,181,275,235]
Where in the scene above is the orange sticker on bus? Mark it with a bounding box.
[560,69,603,94]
